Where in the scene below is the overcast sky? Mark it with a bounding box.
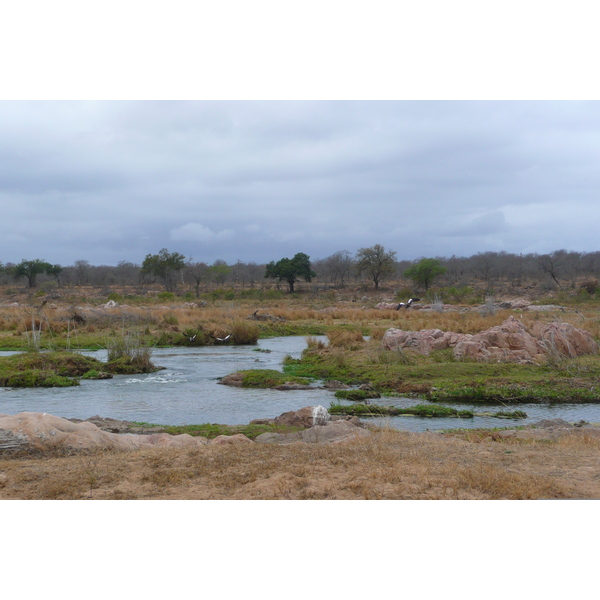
[1,100,599,267]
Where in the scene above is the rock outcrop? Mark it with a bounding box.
[272,405,331,428]
[382,328,469,355]
[382,316,598,364]
[0,407,369,453]
[535,321,599,358]
[0,412,208,453]
[255,412,369,445]
[218,372,245,387]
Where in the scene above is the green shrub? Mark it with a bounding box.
[265,289,284,300]
[235,369,311,388]
[157,292,175,301]
[329,402,474,418]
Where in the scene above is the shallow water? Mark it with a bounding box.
[2,337,600,432]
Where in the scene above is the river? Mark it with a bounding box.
[2,336,600,432]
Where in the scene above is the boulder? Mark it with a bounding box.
[300,420,371,444]
[69,415,165,434]
[274,382,314,390]
[209,434,254,446]
[382,316,598,364]
[255,415,369,445]
[218,372,245,387]
[382,327,469,355]
[536,321,599,357]
[272,405,331,428]
[453,316,545,364]
[0,412,208,454]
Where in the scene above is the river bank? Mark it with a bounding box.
[2,416,599,499]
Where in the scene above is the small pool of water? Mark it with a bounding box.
[2,338,600,432]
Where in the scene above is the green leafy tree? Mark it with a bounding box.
[355,244,397,290]
[265,252,316,293]
[141,248,186,292]
[404,258,446,291]
[46,264,64,285]
[11,259,54,288]
[208,260,232,287]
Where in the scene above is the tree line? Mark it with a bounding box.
[1,247,600,295]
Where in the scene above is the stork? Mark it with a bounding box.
[396,298,421,310]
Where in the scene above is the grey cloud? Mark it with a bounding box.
[1,101,600,266]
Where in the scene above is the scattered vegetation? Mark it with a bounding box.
[231,369,312,388]
[105,332,159,374]
[329,402,474,418]
[158,422,303,440]
[334,389,381,402]
[282,333,600,404]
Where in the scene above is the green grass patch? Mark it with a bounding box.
[160,422,304,440]
[0,349,161,387]
[0,351,103,387]
[236,369,312,388]
[329,403,474,418]
[284,343,600,404]
[3,369,79,387]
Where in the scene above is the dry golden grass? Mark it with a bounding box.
[1,427,598,500]
[3,288,600,345]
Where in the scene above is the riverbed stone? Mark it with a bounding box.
[218,372,245,387]
[273,405,331,428]
[274,382,314,390]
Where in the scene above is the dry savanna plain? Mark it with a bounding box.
[2,279,600,500]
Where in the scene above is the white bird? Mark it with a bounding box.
[187,334,197,343]
[396,298,420,310]
[215,334,231,342]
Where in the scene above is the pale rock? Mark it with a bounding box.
[0,412,208,453]
[273,405,331,428]
[209,434,254,445]
[382,316,598,364]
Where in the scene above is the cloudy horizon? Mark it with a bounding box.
[1,100,599,268]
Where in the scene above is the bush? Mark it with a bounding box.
[581,278,599,295]
[326,329,365,349]
[231,321,259,345]
[157,292,175,301]
[106,332,158,374]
